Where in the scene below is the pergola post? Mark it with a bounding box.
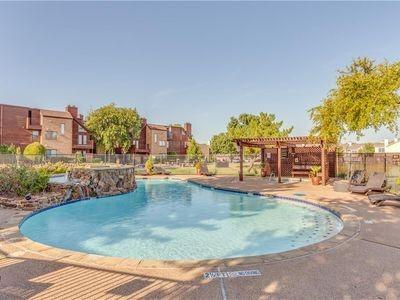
[321,140,327,186]
[239,142,244,181]
[277,142,282,183]
[261,148,265,166]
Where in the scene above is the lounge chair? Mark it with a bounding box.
[368,194,400,206]
[349,170,366,186]
[348,172,391,195]
[200,163,213,176]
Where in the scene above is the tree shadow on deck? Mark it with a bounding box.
[0,254,217,299]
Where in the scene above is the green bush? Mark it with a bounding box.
[0,166,49,197]
[23,142,46,156]
[0,144,20,154]
[36,162,71,175]
[75,153,85,164]
[145,157,154,174]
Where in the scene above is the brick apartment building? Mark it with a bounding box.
[133,118,192,155]
[0,104,94,155]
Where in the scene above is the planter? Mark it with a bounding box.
[310,176,321,185]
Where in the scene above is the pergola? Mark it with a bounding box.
[234,136,328,185]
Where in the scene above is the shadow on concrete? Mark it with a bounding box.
[0,256,215,299]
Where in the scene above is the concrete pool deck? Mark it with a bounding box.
[1,175,400,299]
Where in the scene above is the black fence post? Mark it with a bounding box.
[384,153,387,173]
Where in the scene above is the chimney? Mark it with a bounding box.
[183,122,192,137]
[66,105,78,118]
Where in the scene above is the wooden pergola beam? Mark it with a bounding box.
[321,140,327,185]
[277,142,282,183]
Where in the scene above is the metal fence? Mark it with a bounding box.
[0,153,137,165]
[2,152,400,186]
[336,152,400,191]
[0,153,262,176]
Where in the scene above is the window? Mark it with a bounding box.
[46,149,57,156]
[159,140,166,147]
[60,123,65,135]
[45,131,57,140]
[77,134,87,145]
[78,134,87,145]
[154,134,158,143]
[31,130,40,141]
[78,125,85,133]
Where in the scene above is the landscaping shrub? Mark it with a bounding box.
[23,142,46,156]
[0,166,49,197]
[36,162,71,175]
[0,144,20,154]
[145,157,154,174]
[75,153,85,164]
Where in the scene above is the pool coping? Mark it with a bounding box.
[0,176,360,270]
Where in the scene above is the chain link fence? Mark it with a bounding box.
[2,152,400,188]
[0,153,263,176]
[337,152,400,192]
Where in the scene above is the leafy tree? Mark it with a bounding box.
[210,132,237,154]
[223,112,293,154]
[187,138,203,162]
[358,143,375,154]
[23,142,46,156]
[227,113,293,139]
[310,57,400,144]
[85,103,141,153]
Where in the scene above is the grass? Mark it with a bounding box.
[162,162,261,176]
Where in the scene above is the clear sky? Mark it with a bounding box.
[1,2,399,143]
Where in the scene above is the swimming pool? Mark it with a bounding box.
[20,179,343,260]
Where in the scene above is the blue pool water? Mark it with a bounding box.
[20,180,343,260]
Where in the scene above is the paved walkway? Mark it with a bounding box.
[1,176,399,299]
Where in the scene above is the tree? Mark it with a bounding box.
[210,132,237,154]
[358,143,375,154]
[226,112,293,154]
[85,103,141,153]
[187,138,203,162]
[227,113,293,138]
[23,142,46,156]
[310,57,400,144]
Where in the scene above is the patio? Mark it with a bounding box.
[1,175,399,299]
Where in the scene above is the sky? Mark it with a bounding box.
[0,2,400,144]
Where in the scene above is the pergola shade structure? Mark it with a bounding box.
[233,136,329,185]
